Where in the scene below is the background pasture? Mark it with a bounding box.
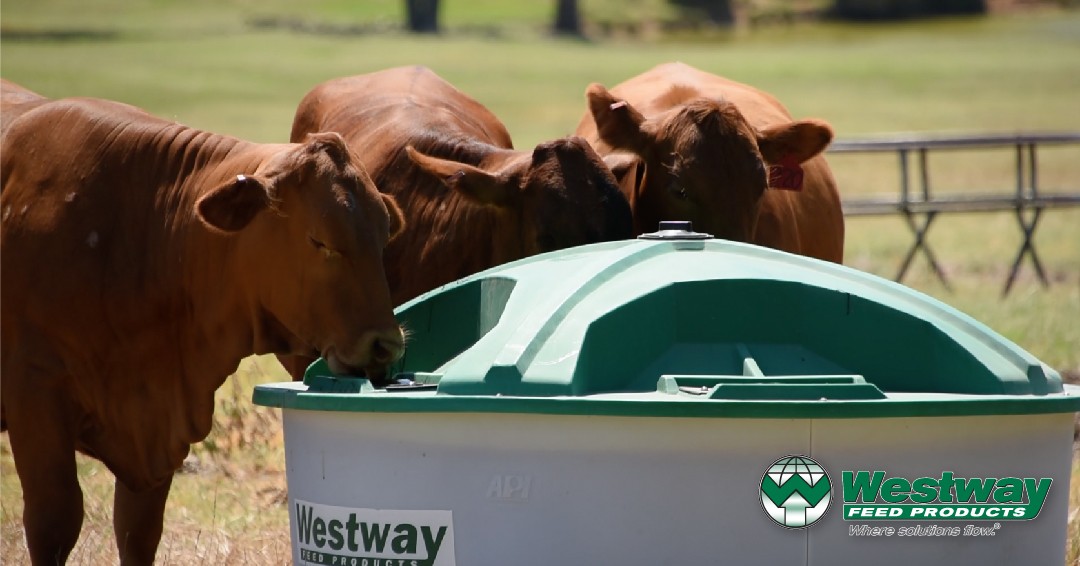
[1,1,1078,563]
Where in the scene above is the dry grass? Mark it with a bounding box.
[1065,370,1080,566]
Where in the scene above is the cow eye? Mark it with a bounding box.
[308,235,341,260]
[669,182,689,200]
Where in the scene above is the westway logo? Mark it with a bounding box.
[759,456,1055,528]
[293,500,455,566]
[760,456,832,529]
[843,471,1052,521]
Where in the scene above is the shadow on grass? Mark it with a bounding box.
[0,27,120,43]
[244,17,525,40]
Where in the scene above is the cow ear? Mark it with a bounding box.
[757,119,834,165]
[586,83,651,154]
[303,131,353,168]
[196,174,271,233]
[381,193,406,242]
[405,146,517,208]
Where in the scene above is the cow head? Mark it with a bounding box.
[196,132,406,383]
[586,83,833,240]
[405,138,632,253]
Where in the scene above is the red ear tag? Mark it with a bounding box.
[768,156,804,191]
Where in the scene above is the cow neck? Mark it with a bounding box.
[87,123,254,372]
[88,126,272,460]
[478,147,532,263]
[165,133,278,379]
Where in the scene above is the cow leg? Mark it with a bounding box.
[7,411,83,565]
[113,475,173,566]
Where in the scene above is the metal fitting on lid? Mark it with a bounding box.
[637,220,713,240]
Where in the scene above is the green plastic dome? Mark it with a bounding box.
[256,228,1078,419]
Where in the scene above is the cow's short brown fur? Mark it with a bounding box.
[1,96,405,564]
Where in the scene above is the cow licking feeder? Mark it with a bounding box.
[0,91,405,565]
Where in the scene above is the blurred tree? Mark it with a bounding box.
[669,0,734,25]
[554,0,584,36]
[831,0,986,20]
[406,0,440,33]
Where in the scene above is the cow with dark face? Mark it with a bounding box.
[0,96,404,565]
[576,62,844,262]
[280,65,633,379]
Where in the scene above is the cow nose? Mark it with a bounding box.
[325,326,405,379]
[358,327,405,386]
[370,329,405,366]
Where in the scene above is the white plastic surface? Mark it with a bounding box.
[279,410,1073,566]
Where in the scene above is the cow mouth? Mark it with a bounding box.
[362,362,391,387]
[324,347,398,388]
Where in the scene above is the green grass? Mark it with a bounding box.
[1,2,1079,563]
[4,4,1080,145]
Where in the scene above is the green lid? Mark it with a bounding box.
[254,236,1080,419]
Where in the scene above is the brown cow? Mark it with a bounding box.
[576,61,844,262]
[0,96,405,565]
[280,65,632,378]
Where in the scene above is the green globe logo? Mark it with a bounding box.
[760,455,832,529]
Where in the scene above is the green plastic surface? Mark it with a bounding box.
[253,238,1080,418]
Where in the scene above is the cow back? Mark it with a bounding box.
[1,78,49,138]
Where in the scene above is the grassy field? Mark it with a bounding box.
[1,1,1079,563]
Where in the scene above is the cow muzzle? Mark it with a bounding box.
[325,327,406,385]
